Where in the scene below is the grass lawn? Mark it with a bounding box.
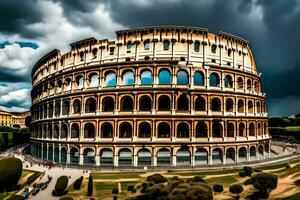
[91,172,143,179]
[280,191,300,200]
[167,168,240,176]
[205,175,239,186]
[285,126,300,132]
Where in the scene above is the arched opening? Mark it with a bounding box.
[55,102,60,116]
[237,77,244,89]
[105,72,116,87]
[102,97,114,112]
[247,79,252,91]
[239,147,247,162]
[254,81,260,93]
[83,148,95,165]
[265,143,270,157]
[209,73,220,87]
[89,74,99,87]
[140,70,152,85]
[226,148,235,163]
[194,71,204,86]
[177,122,189,138]
[256,101,261,113]
[70,147,79,164]
[48,146,53,161]
[238,99,244,113]
[196,122,208,138]
[211,44,217,53]
[139,96,152,111]
[176,148,190,166]
[138,149,152,166]
[212,122,222,137]
[54,147,59,163]
[48,103,53,118]
[60,148,67,164]
[53,125,59,139]
[211,98,221,111]
[195,96,206,111]
[118,148,132,166]
[194,41,200,52]
[85,98,96,113]
[139,123,151,138]
[257,123,261,136]
[60,124,68,139]
[226,98,234,112]
[73,99,81,114]
[121,96,133,111]
[258,145,264,159]
[122,71,135,86]
[248,101,254,113]
[250,146,256,161]
[249,123,255,136]
[47,124,52,138]
[157,148,171,166]
[84,123,95,138]
[177,70,189,85]
[158,69,171,85]
[227,123,234,137]
[212,148,223,164]
[144,40,150,50]
[158,95,171,111]
[224,75,233,88]
[239,123,245,137]
[76,76,84,89]
[195,148,208,165]
[177,94,189,111]
[157,122,170,138]
[100,148,113,166]
[119,122,132,138]
[71,123,79,138]
[101,123,113,138]
[163,40,170,50]
[42,145,47,160]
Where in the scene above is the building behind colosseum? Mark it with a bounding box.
[30,26,270,168]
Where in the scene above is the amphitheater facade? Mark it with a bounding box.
[30,26,270,168]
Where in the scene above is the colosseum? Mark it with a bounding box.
[30,26,270,168]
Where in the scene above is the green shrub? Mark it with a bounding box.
[59,197,74,200]
[294,179,300,186]
[112,187,119,194]
[243,166,253,176]
[254,169,262,172]
[87,175,93,196]
[127,185,135,192]
[244,178,253,185]
[0,157,23,192]
[73,176,83,190]
[146,173,167,184]
[239,171,246,177]
[251,173,278,197]
[54,176,69,196]
[132,188,137,193]
[213,184,223,192]
[141,182,148,193]
[229,184,244,194]
[7,195,25,200]
[190,176,207,183]
[168,182,213,200]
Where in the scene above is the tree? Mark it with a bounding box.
[0,157,23,192]
[73,176,83,190]
[112,187,119,200]
[53,176,69,196]
[146,173,167,184]
[87,175,93,196]
[251,173,278,197]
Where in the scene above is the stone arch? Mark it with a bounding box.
[84,123,95,138]
[60,147,67,164]
[194,71,204,86]
[60,123,68,139]
[224,74,233,88]
[177,122,190,138]
[177,70,189,85]
[211,97,221,111]
[226,98,234,112]
[158,95,171,111]
[119,122,132,138]
[212,148,223,164]
[71,123,79,138]
[102,96,115,112]
[249,123,255,136]
[158,69,171,84]
[195,96,206,111]
[73,99,81,114]
[53,125,59,139]
[118,148,133,166]
[101,123,113,138]
[157,148,171,166]
[177,94,189,111]
[137,148,152,166]
[226,147,235,163]
[139,95,152,111]
[250,146,256,161]
[120,95,133,111]
[237,77,244,89]
[176,148,191,166]
[195,148,208,165]
[227,122,234,137]
[238,147,247,162]
[100,148,113,166]
[209,72,220,87]
[248,100,254,113]
[196,121,208,138]
[238,99,244,113]
[212,121,222,137]
[85,97,96,113]
[139,122,151,138]
[122,70,135,86]
[157,122,170,138]
[105,71,117,87]
[140,69,153,85]
[239,123,245,137]
[54,146,59,162]
[83,148,95,165]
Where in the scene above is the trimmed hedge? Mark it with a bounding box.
[244,178,253,185]
[146,173,167,184]
[251,173,278,197]
[243,166,253,176]
[190,176,207,183]
[54,176,69,196]
[87,175,93,196]
[73,176,83,190]
[229,184,244,194]
[239,171,246,177]
[0,157,23,192]
[213,184,223,192]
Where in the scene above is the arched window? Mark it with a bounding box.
[238,99,244,113]
[159,69,171,84]
[247,79,252,90]
[239,123,245,136]
[70,148,79,164]
[62,100,70,115]
[177,70,189,85]
[127,41,132,52]
[224,75,233,88]
[138,149,152,166]
[73,99,81,114]
[157,148,171,166]
[237,77,244,89]
[211,44,217,54]
[102,97,114,112]
[47,124,52,138]
[158,95,170,111]
[85,98,96,113]
[92,48,97,58]
[249,123,255,136]
[177,122,189,138]
[254,81,260,93]
[100,148,113,166]
[226,98,234,112]
[71,123,79,138]
[196,122,207,138]
[83,148,95,165]
[119,123,132,138]
[195,97,206,111]
[101,123,113,138]
[144,40,150,50]
[163,40,170,50]
[239,147,247,162]
[121,96,133,111]
[210,73,220,87]
[227,123,234,137]
[76,76,84,89]
[177,94,189,111]
[256,101,261,113]
[119,148,132,166]
[139,96,152,111]
[257,123,261,136]
[140,70,152,85]
[53,125,59,138]
[226,148,235,163]
[56,80,62,93]
[212,148,223,164]
[211,98,221,111]
[89,74,99,87]
[194,71,204,86]
[122,71,134,86]
[157,122,170,138]
[194,41,200,52]
[65,79,71,91]
[105,72,116,87]
[84,123,95,138]
[139,123,151,138]
[227,49,232,57]
[176,148,190,166]
[79,51,84,61]
[248,101,253,113]
[60,124,67,138]
[212,122,222,137]
[55,102,60,116]
[48,103,53,118]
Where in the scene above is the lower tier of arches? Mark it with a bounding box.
[30,139,271,167]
